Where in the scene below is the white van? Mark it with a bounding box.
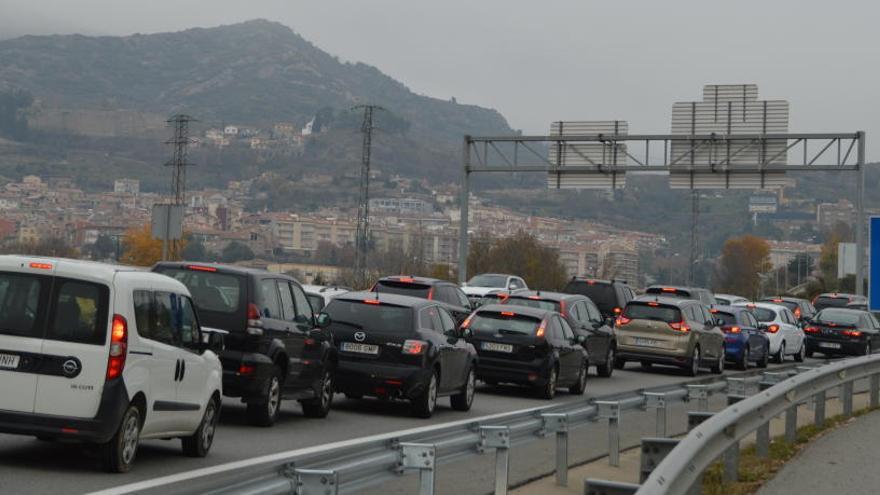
[0,256,223,472]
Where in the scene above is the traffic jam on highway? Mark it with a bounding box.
[0,255,876,473]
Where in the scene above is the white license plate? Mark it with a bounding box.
[341,342,380,355]
[819,342,842,349]
[482,342,514,353]
[0,353,20,369]
[632,337,659,347]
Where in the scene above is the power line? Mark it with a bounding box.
[165,114,197,205]
[353,105,383,286]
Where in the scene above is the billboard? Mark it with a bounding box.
[871,217,880,311]
[547,120,628,189]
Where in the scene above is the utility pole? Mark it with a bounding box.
[688,190,699,286]
[163,114,196,260]
[353,105,383,287]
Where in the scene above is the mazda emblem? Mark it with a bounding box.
[354,332,366,342]
[62,358,81,378]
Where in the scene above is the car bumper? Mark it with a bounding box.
[0,378,129,443]
[220,350,275,398]
[617,347,693,367]
[475,355,552,387]
[805,337,864,356]
[334,360,432,400]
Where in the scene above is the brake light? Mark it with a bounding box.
[772,299,784,303]
[710,308,718,313]
[843,330,863,337]
[238,364,256,375]
[304,338,316,346]
[616,315,632,326]
[29,262,53,270]
[187,265,217,272]
[397,277,415,283]
[427,287,434,300]
[613,307,622,315]
[247,303,264,336]
[766,324,780,333]
[500,311,516,317]
[536,319,547,338]
[727,326,741,334]
[804,326,820,334]
[559,299,567,315]
[668,320,690,332]
[794,307,801,318]
[528,295,541,300]
[106,314,128,380]
[402,340,426,355]
[247,303,261,320]
[587,280,596,285]
[363,299,381,305]
[461,314,474,329]
[662,287,676,293]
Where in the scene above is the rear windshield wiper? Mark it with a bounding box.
[333,320,364,331]
[498,328,528,335]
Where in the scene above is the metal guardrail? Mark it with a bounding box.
[637,354,880,494]
[97,364,816,495]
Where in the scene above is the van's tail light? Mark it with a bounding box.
[402,340,427,355]
[766,324,780,333]
[106,314,128,380]
[668,320,690,332]
[804,326,820,334]
[247,303,264,336]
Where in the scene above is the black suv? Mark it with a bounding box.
[373,276,472,323]
[562,278,636,318]
[645,285,717,307]
[322,292,477,418]
[502,291,616,377]
[153,262,336,426]
[758,296,817,322]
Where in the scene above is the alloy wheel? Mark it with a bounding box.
[120,414,140,466]
[267,376,281,417]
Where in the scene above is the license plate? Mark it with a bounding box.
[632,337,658,347]
[819,342,842,349]
[482,342,514,353]
[341,342,380,355]
[0,353,20,369]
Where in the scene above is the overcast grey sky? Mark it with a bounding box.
[1,0,878,158]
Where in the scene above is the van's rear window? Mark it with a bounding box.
[323,300,413,333]
[0,272,47,339]
[374,281,432,299]
[563,281,617,314]
[469,312,541,335]
[623,303,682,323]
[156,268,243,314]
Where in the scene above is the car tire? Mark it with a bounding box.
[301,368,334,419]
[710,350,725,374]
[774,342,785,364]
[538,366,558,400]
[182,396,220,458]
[737,346,750,371]
[686,347,701,377]
[613,357,626,370]
[412,370,439,418]
[597,346,615,378]
[569,359,587,395]
[794,343,806,362]
[246,366,282,427]
[344,393,363,400]
[483,379,499,387]
[864,342,872,356]
[99,404,141,473]
[758,346,770,368]
[450,367,476,411]
[640,361,653,370]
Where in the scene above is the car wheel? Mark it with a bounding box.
[774,342,785,364]
[710,350,725,374]
[597,346,615,378]
[640,361,653,370]
[412,370,439,418]
[301,368,334,418]
[538,366,558,400]
[569,359,588,395]
[805,348,814,359]
[687,347,701,377]
[451,367,476,411]
[864,342,872,356]
[737,346,750,371]
[100,404,141,473]
[613,356,626,370]
[794,343,806,363]
[182,396,220,457]
[246,367,282,427]
[759,345,770,368]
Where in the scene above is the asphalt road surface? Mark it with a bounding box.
[0,358,824,494]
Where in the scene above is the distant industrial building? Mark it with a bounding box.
[817,199,856,231]
[113,178,140,195]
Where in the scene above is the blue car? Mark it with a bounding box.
[711,305,770,369]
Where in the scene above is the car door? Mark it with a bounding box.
[582,300,612,360]
[419,306,453,390]
[686,305,711,359]
[547,316,575,381]
[701,305,724,359]
[289,281,323,390]
[557,317,582,382]
[438,307,469,388]
[141,290,190,434]
[276,280,306,389]
[781,309,801,353]
[868,314,880,350]
[174,294,213,430]
[0,272,49,414]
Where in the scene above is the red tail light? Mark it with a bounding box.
[461,314,474,329]
[247,303,264,336]
[363,299,381,305]
[500,311,516,317]
[106,314,128,380]
[766,324,780,333]
[402,340,427,355]
[536,319,547,338]
[662,287,676,293]
[615,315,632,326]
[247,303,261,320]
[804,326,820,334]
[648,302,660,307]
[613,307,622,315]
[397,277,415,283]
[29,262,53,270]
[668,320,690,332]
[238,364,256,375]
[559,299,567,315]
[427,287,434,300]
[528,295,541,300]
[187,265,217,272]
[843,330,863,337]
[724,326,741,334]
[794,307,801,318]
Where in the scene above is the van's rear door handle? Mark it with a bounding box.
[180,360,186,381]
[174,359,181,381]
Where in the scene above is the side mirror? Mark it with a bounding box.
[315,312,332,328]
[604,317,615,328]
[757,323,768,331]
[200,327,227,353]
[576,335,586,344]
[714,318,724,327]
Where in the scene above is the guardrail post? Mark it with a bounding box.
[480,426,511,495]
[400,443,436,495]
[293,469,338,495]
[871,374,880,408]
[842,381,854,417]
[785,404,798,442]
[756,420,770,458]
[723,440,739,482]
[584,479,641,495]
[596,401,621,466]
[644,392,668,437]
[640,437,678,483]
[726,377,745,405]
[542,413,569,486]
[687,411,713,431]
[687,384,709,411]
[814,390,826,426]
[760,371,788,390]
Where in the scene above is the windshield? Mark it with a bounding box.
[374,280,431,299]
[467,275,507,288]
[469,312,541,335]
[761,299,799,312]
[503,297,560,312]
[815,309,862,326]
[155,268,243,314]
[715,297,732,306]
[623,303,681,323]
[323,300,413,334]
[713,311,738,326]
[814,296,850,310]
[751,307,777,322]
[564,282,616,314]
